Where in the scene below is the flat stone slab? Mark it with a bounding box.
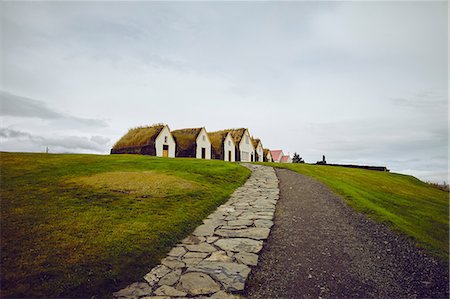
[187,261,251,291]
[161,257,185,269]
[176,272,221,295]
[113,164,279,298]
[168,246,186,257]
[159,269,182,286]
[215,227,271,240]
[144,265,172,287]
[185,242,217,253]
[205,251,233,262]
[214,238,264,253]
[154,285,187,297]
[235,252,259,266]
[254,219,274,228]
[193,224,218,237]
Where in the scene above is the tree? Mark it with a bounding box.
[292,152,304,163]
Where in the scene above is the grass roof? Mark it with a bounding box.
[263,148,271,156]
[171,128,202,150]
[213,128,247,145]
[208,131,230,155]
[251,138,261,148]
[113,124,165,150]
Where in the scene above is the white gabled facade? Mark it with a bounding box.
[266,150,273,162]
[224,133,236,162]
[239,129,255,162]
[154,125,176,158]
[195,127,212,159]
[255,142,264,162]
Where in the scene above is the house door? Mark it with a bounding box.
[228,150,232,161]
[201,147,206,159]
[251,153,254,162]
[163,145,169,157]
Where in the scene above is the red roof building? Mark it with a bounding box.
[280,155,292,163]
[270,150,284,163]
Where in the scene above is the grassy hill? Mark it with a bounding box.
[264,163,449,260]
[0,153,251,298]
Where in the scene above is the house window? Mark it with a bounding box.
[228,140,231,146]
[164,136,168,143]
[202,135,206,141]
[245,136,249,144]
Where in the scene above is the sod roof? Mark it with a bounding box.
[251,138,262,149]
[208,131,233,156]
[213,128,248,145]
[112,124,165,150]
[171,128,203,152]
[263,148,271,157]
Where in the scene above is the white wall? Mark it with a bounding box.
[155,126,176,157]
[256,143,264,162]
[266,152,273,162]
[196,128,211,159]
[223,133,235,162]
[239,130,255,162]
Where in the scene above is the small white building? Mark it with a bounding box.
[209,131,236,161]
[252,138,264,162]
[154,125,176,157]
[111,124,176,158]
[172,127,211,159]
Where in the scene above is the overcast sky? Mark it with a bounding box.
[0,1,448,183]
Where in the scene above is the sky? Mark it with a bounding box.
[0,1,448,183]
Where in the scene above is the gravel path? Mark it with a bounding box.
[245,168,449,299]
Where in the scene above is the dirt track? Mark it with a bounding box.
[245,168,449,299]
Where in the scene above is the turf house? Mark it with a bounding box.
[224,128,255,162]
[208,130,236,161]
[264,148,273,162]
[252,138,264,162]
[110,124,176,157]
[171,127,212,159]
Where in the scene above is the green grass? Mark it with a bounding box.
[262,162,449,260]
[0,152,251,298]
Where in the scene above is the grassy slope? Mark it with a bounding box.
[263,163,449,260]
[0,153,251,298]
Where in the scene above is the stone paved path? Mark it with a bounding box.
[245,168,449,299]
[113,164,279,299]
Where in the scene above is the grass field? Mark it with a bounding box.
[0,152,251,298]
[264,163,449,260]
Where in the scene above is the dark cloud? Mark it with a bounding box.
[90,135,110,145]
[0,128,32,138]
[0,128,110,152]
[0,91,108,127]
[390,92,447,109]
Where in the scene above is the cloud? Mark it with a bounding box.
[90,135,110,145]
[0,128,111,153]
[0,91,108,127]
[390,92,447,109]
